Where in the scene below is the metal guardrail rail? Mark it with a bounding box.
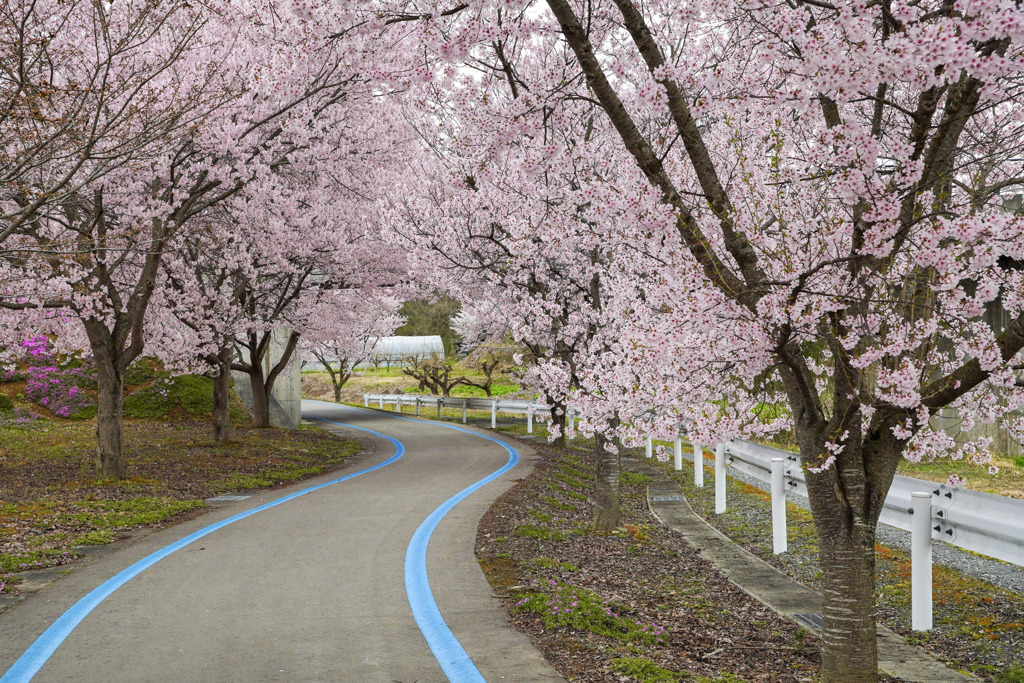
[722,440,1024,566]
[364,393,1024,567]
[363,393,550,416]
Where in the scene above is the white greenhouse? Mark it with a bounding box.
[366,335,445,366]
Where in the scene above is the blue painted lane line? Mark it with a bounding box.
[305,400,524,682]
[1,416,404,683]
[404,428,519,683]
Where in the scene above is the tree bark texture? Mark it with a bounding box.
[797,401,903,683]
[83,317,135,479]
[93,358,126,479]
[550,398,567,448]
[592,431,620,533]
[249,368,271,429]
[817,524,880,681]
[212,347,232,443]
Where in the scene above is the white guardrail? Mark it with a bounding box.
[363,392,1024,567]
[365,391,1024,630]
[368,393,1024,569]
[364,393,552,430]
[364,395,1019,626]
[723,439,1024,568]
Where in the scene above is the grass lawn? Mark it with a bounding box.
[0,415,361,593]
[897,455,1024,499]
[301,361,529,404]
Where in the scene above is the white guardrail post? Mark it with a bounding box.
[491,400,497,428]
[715,443,726,514]
[771,457,787,554]
[415,397,421,417]
[362,393,1024,568]
[693,442,704,488]
[674,432,683,471]
[912,491,933,631]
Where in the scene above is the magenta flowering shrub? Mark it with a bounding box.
[21,335,48,358]
[0,406,43,427]
[24,367,94,418]
[19,337,94,419]
[0,367,25,383]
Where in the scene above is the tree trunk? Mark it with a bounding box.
[592,431,620,533]
[82,318,129,479]
[801,417,900,683]
[249,369,271,428]
[93,356,126,479]
[213,347,232,443]
[817,524,879,682]
[333,382,342,402]
[550,398,567,448]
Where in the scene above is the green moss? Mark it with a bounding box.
[512,582,665,644]
[60,497,205,528]
[548,482,587,501]
[299,438,361,462]
[124,358,167,385]
[620,471,651,487]
[561,453,587,468]
[555,472,587,489]
[64,405,97,421]
[513,523,568,541]
[996,664,1024,683]
[75,529,115,546]
[0,548,81,573]
[124,375,215,420]
[541,495,577,512]
[558,462,592,480]
[0,394,13,412]
[534,556,578,572]
[608,657,680,682]
[123,384,174,419]
[211,465,326,493]
[527,508,554,523]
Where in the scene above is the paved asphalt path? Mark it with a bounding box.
[0,401,564,682]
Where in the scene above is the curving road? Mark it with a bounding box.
[0,401,563,682]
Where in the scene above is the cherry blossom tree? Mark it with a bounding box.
[302,297,403,403]
[377,0,1024,678]
[383,93,633,530]
[0,1,403,476]
[0,0,228,250]
[164,171,411,430]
